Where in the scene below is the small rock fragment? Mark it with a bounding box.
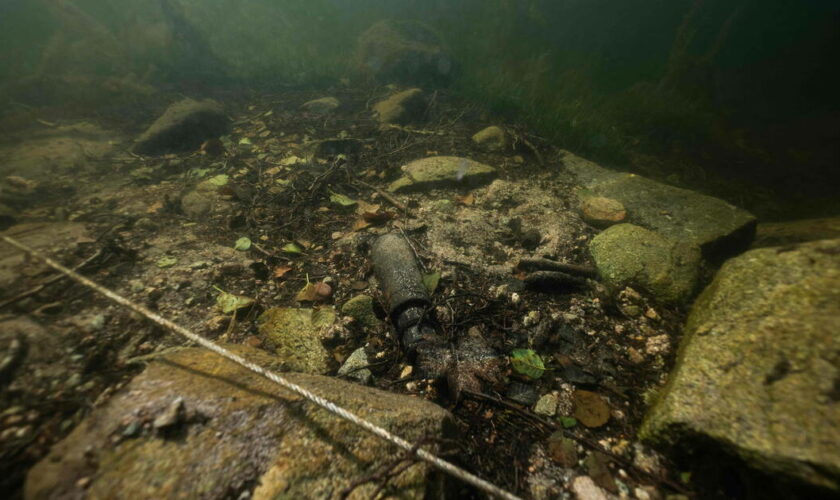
[534,393,559,416]
[153,397,185,430]
[337,348,372,385]
[571,475,610,500]
[580,196,626,228]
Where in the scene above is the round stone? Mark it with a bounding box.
[580,196,626,227]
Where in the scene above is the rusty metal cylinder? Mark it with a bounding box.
[371,233,436,352]
[372,233,430,315]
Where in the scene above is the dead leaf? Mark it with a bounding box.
[455,193,475,206]
[362,210,393,224]
[147,201,164,214]
[272,266,292,279]
[352,218,372,232]
[572,390,611,428]
[355,200,380,215]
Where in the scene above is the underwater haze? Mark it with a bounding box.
[1,1,839,499]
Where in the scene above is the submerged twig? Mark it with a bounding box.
[462,389,690,494]
[355,180,409,214]
[516,257,597,278]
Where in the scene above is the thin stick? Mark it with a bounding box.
[355,180,408,213]
[0,234,522,500]
[516,257,597,278]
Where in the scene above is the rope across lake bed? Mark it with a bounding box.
[1,234,523,500]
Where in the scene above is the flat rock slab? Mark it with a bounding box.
[752,216,840,248]
[133,98,230,155]
[0,122,118,179]
[562,151,756,260]
[388,156,497,193]
[641,239,840,492]
[0,222,91,295]
[26,345,452,500]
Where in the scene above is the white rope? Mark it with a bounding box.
[1,234,523,500]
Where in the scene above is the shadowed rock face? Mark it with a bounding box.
[25,345,453,500]
[563,151,756,261]
[133,98,230,155]
[641,238,840,493]
[356,20,453,87]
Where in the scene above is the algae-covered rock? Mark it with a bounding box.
[580,196,626,228]
[133,98,230,155]
[589,224,700,304]
[564,151,755,260]
[301,96,340,114]
[341,294,380,329]
[641,239,840,492]
[180,175,233,218]
[356,20,452,86]
[337,347,372,385]
[257,307,337,374]
[388,156,497,193]
[372,88,426,126]
[25,345,452,500]
[471,126,508,151]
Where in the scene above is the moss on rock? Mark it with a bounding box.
[640,239,840,492]
[589,223,700,304]
[257,307,337,375]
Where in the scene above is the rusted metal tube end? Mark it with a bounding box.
[371,233,440,355]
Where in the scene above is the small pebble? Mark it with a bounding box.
[534,393,559,416]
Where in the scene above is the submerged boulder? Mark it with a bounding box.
[589,223,701,304]
[133,98,230,155]
[356,20,453,87]
[563,151,756,261]
[388,156,497,193]
[641,239,840,492]
[25,345,452,499]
